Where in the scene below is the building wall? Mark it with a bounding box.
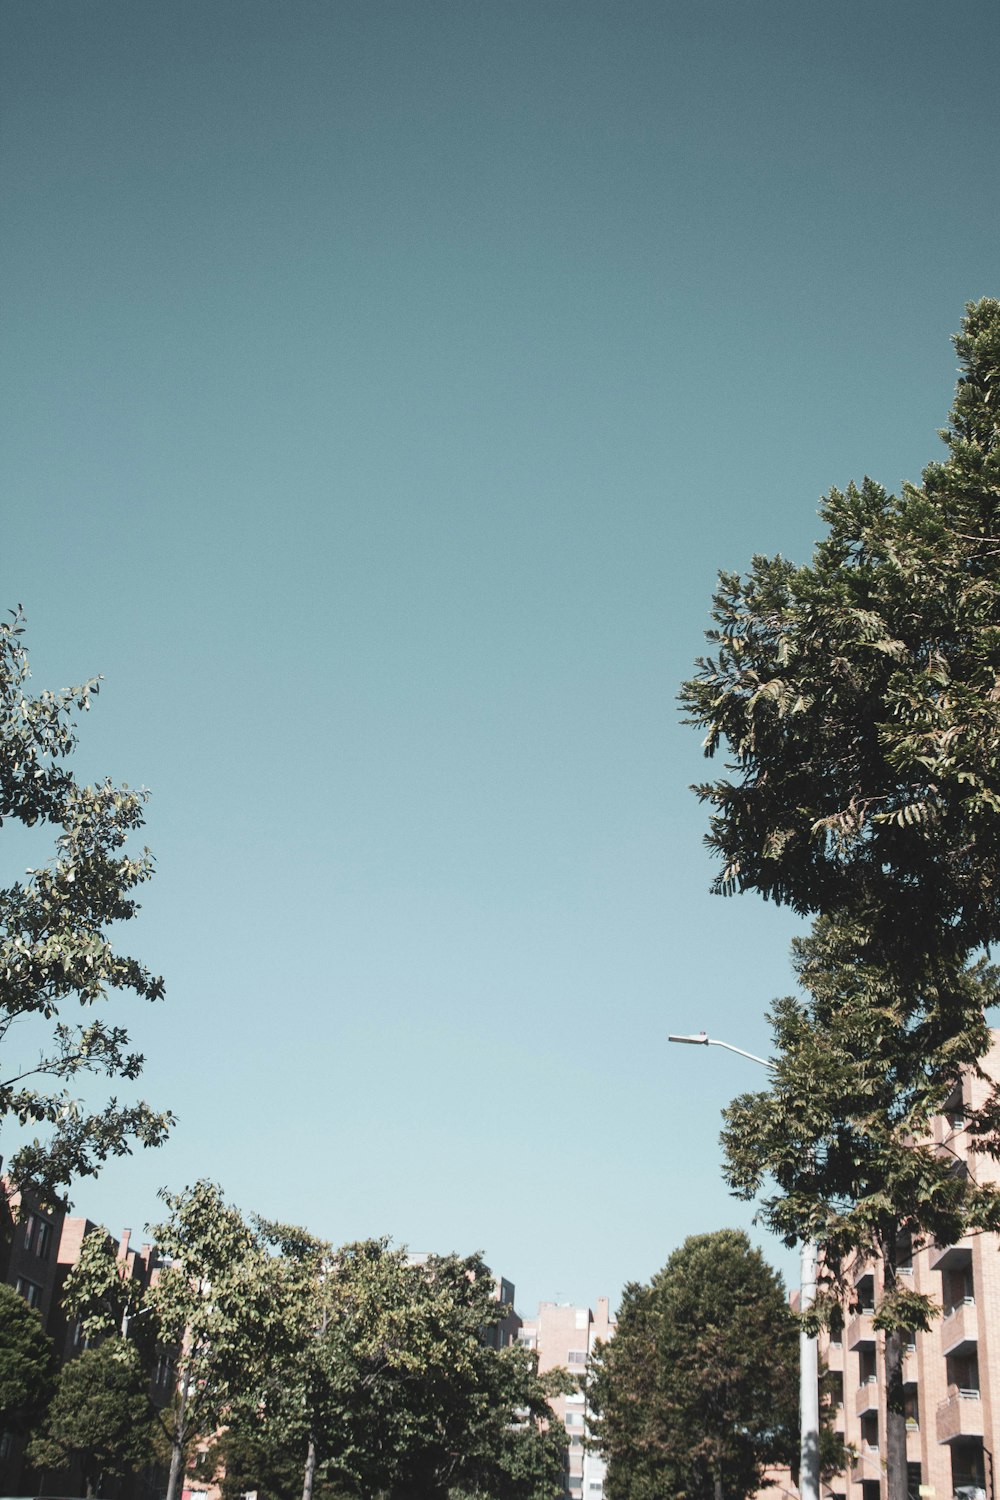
[800,1036,1000,1500]
[518,1297,616,1500]
[0,1192,167,1499]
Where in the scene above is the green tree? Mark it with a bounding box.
[680,301,1000,1500]
[679,299,1000,977]
[310,1239,566,1500]
[65,1181,303,1500]
[721,915,1000,1500]
[588,1231,798,1500]
[0,1282,56,1433]
[28,1340,153,1497]
[0,607,170,1206]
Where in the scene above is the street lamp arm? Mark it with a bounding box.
[667,1032,773,1070]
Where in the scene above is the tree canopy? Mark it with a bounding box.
[28,1340,153,1497]
[680,299,1000,974]
[682,301,1000,1500]
[202,1231,568,1500]
[0,607,170,1204]
[0,1281,56,1436]
[588,1230,798,1500]
[65,1180,304,1500]
[303,1238,567,1500]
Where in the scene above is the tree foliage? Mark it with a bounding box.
[722,915,1000,1312]
[65,1181,304,1500]
[0,1281,56,1435]
[218,1235,567,1500]
[679,299,1000,973]
[0,607,170,1204]
[588,1231,798,1500]
[682,301,1000,1500]
[27,1340,153,1497]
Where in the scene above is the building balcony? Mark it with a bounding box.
[855,1379,879,1418]
[847,1311,876,1350]
[936,1389,983,1444]
[930,1238,973,1273]
[941,1297,978,1356]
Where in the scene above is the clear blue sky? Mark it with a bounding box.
[2,0,998,1313]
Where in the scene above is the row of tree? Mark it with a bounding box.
[1,1181,570,1500]
[681,299,1000,1500]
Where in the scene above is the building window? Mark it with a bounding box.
[568,1350,588,1365]
[829,1306,844,1346]
[23,1213,52,1259]
[904,1387,919,1429]
[15,1277,42,1309]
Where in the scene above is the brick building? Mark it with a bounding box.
[518,1297,616,1500]
[0,1188,166,1497]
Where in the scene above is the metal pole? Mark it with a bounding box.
[667,1031,820,1500]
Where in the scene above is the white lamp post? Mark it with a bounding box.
[667,1031,820,1500]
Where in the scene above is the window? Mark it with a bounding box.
[568,1350,588,1365]
[829,1306,844,1346]
[23,1213,52,1259]
[944,1263,975,1313]
[565,1413,583,1427]
[15,1277,42,1309]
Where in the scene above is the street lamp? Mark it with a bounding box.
[668,1031,820,1500]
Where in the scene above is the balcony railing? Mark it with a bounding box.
[855,1378,879,1418]
[936,1388,983,1444]
[847,1310,876,1350]
[941,1297,978,1356]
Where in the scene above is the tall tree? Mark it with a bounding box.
[680,302,1000,1500]
[27,1340,153,1497]
[588,1230,798,1500]
[65,1181,303,1500]
[0,607,170,1205]
[310,1238,566,1500]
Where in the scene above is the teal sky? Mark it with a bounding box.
[3,0,999,1312]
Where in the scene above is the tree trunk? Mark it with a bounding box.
[301,1434,317,1500]
[881,1227,908,1500]
[164,1358,192,1500]
[714,1466,723,1500]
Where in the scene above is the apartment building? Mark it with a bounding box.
[0,1189,164,1497]
[518,1297,616,1500]
[794,1037,1000,1500]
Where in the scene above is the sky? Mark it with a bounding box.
[2,0,999,1316]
